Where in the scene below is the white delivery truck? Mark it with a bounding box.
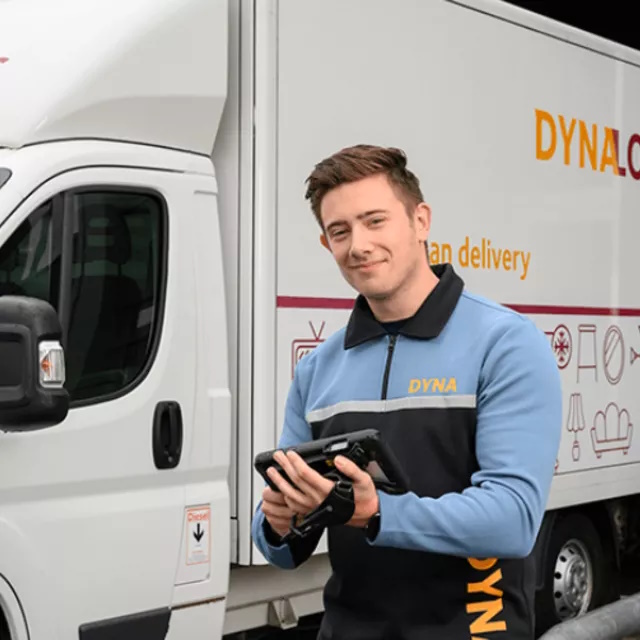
[0,0,638,638]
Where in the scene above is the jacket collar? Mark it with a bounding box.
[344,263,464,349]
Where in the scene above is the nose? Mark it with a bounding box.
[348,224,374,259]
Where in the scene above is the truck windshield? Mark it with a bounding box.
[0,168,10,190]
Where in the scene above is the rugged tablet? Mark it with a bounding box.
[254,428,409,495]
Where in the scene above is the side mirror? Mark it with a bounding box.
[0,296,69,431]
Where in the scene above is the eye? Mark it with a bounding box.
[331,228,347,239]
[369,217,385,226]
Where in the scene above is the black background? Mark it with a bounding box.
[499,1,639,52]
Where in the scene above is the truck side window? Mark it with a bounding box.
[0,189,165,403]
[0,199,60,303]
[65,190,165,401]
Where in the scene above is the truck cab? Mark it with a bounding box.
[0,1,235,637]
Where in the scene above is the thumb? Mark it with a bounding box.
[334,455,368,484]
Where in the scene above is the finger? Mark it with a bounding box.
[269,518,291,531]
[286,451,335,496]
[265,516,292,534]
[263,486,287,505]
[272,451,307,491]
[262,500,294,519]
[267,466,316,511]
[263,511,292,531]
[284,495,314,515]
[334,455,369,484]
[275,451,325,503]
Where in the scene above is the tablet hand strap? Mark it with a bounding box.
[282,480,355,541]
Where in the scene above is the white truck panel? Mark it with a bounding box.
[271,0,640,520]
[0,141,213,208]
[0,0,227,154]
[211,0,243,546]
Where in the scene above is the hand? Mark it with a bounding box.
[267,450,335,516]
[261,486,296,538]
[333,455,379,528]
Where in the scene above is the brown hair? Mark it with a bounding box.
[304,144,424,228]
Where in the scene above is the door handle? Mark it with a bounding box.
[153,401,183,470]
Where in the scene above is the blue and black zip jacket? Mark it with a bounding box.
[252,263,562,640]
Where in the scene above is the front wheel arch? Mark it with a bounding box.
[533,509,618,637]
[0,575,29,640]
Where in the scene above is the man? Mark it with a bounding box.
[251,144,562,639]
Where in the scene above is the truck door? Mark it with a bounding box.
[0,166,201,639]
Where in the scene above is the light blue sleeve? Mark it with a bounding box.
[370,317,563,558]
[251,357,320,569]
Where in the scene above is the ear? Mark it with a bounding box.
[413,202,432,242]
[319,233,331,252]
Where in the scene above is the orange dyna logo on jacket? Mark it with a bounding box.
[467,557,507,638]
[408,377,457,394]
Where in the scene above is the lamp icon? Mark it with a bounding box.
[566,393,586,462]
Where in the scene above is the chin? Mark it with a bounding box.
[344,272,393,300]
[357,284,394,301]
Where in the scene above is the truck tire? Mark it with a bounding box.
[0,611,9,640]
[535,512,613,636]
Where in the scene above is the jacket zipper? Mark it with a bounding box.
[380,334,398,400]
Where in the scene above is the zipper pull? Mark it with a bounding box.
[381,334,398,400]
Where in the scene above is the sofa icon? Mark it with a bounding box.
[590,402,633,458]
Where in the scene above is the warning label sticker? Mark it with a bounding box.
[186,506,210,566]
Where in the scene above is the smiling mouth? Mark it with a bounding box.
[352,261,383,271]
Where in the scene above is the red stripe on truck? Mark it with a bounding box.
[276,296,640,316]
[507,305,640,316]
[277,296,355,310]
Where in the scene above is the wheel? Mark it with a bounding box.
[535,512,615,636]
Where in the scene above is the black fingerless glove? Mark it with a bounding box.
[282,480,355,542]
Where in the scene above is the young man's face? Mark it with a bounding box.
[319,173,431,301]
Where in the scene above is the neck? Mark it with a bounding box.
[367,263,440,323]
